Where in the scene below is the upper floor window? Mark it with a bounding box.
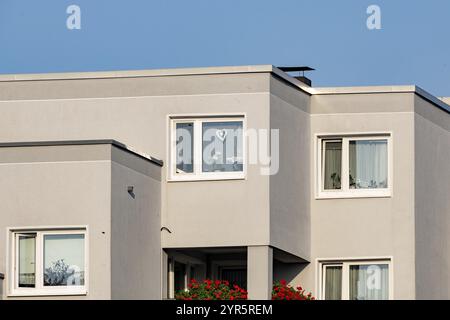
[317,134,392,198]
[170,116,245,181]
[9,228,87,296]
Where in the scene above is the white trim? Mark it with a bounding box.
[7,226,88,297]
[168,114,247,182]
[315,133,393,199]
[317,257,394,300]
[0,65,275,82]
[0,92,268,104]
[0,160,110,166]
[168,258,175,299]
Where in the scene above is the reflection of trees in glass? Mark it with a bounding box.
[349,174,356,189]
[331,172,341,189]
[44,259,70,286]
[349,174,387,189]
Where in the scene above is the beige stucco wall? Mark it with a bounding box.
[269,76,311,259]
[0,145,112,299]
[0,144,162,300]
[162,92,271,248]
[414,96,450,299]
[111,146,162,299]
[288,93,417,299]
[1,69,448,300]
[0,73,284,253]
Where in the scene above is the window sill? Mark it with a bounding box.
[316,190,392,200]
[168,173,246,182]
[8,288,87,297]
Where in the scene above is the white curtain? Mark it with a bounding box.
[349,264,389,300]
[325,266,342,300]
[323,141,342,190]
[349,140,388,189]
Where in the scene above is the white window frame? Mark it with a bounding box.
[7,227,88,297]
[169,115,247,181]
[318,258,393,300]
[321,263,343,300]
[316,133,393,199]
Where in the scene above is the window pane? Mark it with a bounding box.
[349,140,388,189]
[176,122,194,173]
[202,121,243,173]
[323,141,342,190]
[324,266,342,300]
[18,235,36,288]
[349,264,389,300]
[44,234,85,287]
[174,261,186,292]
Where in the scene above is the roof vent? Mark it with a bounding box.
[278,66,315,87]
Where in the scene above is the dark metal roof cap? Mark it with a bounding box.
[278,66,315,72]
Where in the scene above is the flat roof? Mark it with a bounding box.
[310,85,450,114]
[0,65,448,114]
[0,139,163,167]
[0,65,275,82]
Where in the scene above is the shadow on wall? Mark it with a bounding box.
[273,261,308,284]
[0,273,4,299]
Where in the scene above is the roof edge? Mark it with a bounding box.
[0,139,163,166]
[0,65,313,96]
[0,65,275,82]
[0,65,447,114]
[415,86,450,114]
[311,85,450,114]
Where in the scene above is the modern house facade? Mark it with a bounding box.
[0,140,162,299]
[0,65,448,300]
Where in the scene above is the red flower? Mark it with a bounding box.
[176,278,314,301]
[271,280,314,300]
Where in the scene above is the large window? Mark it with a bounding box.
[10,228,87,296]
[320,259,392,300]
[317,135,392,198]
[170,116,245,181]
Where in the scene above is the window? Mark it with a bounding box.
[170,116,245,181]
[320,260,392,300]
[10,228,87,296]
[317,134,392,198]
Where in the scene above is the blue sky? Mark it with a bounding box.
[1,0,449,96]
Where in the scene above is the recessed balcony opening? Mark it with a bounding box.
[164,247,308,299]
